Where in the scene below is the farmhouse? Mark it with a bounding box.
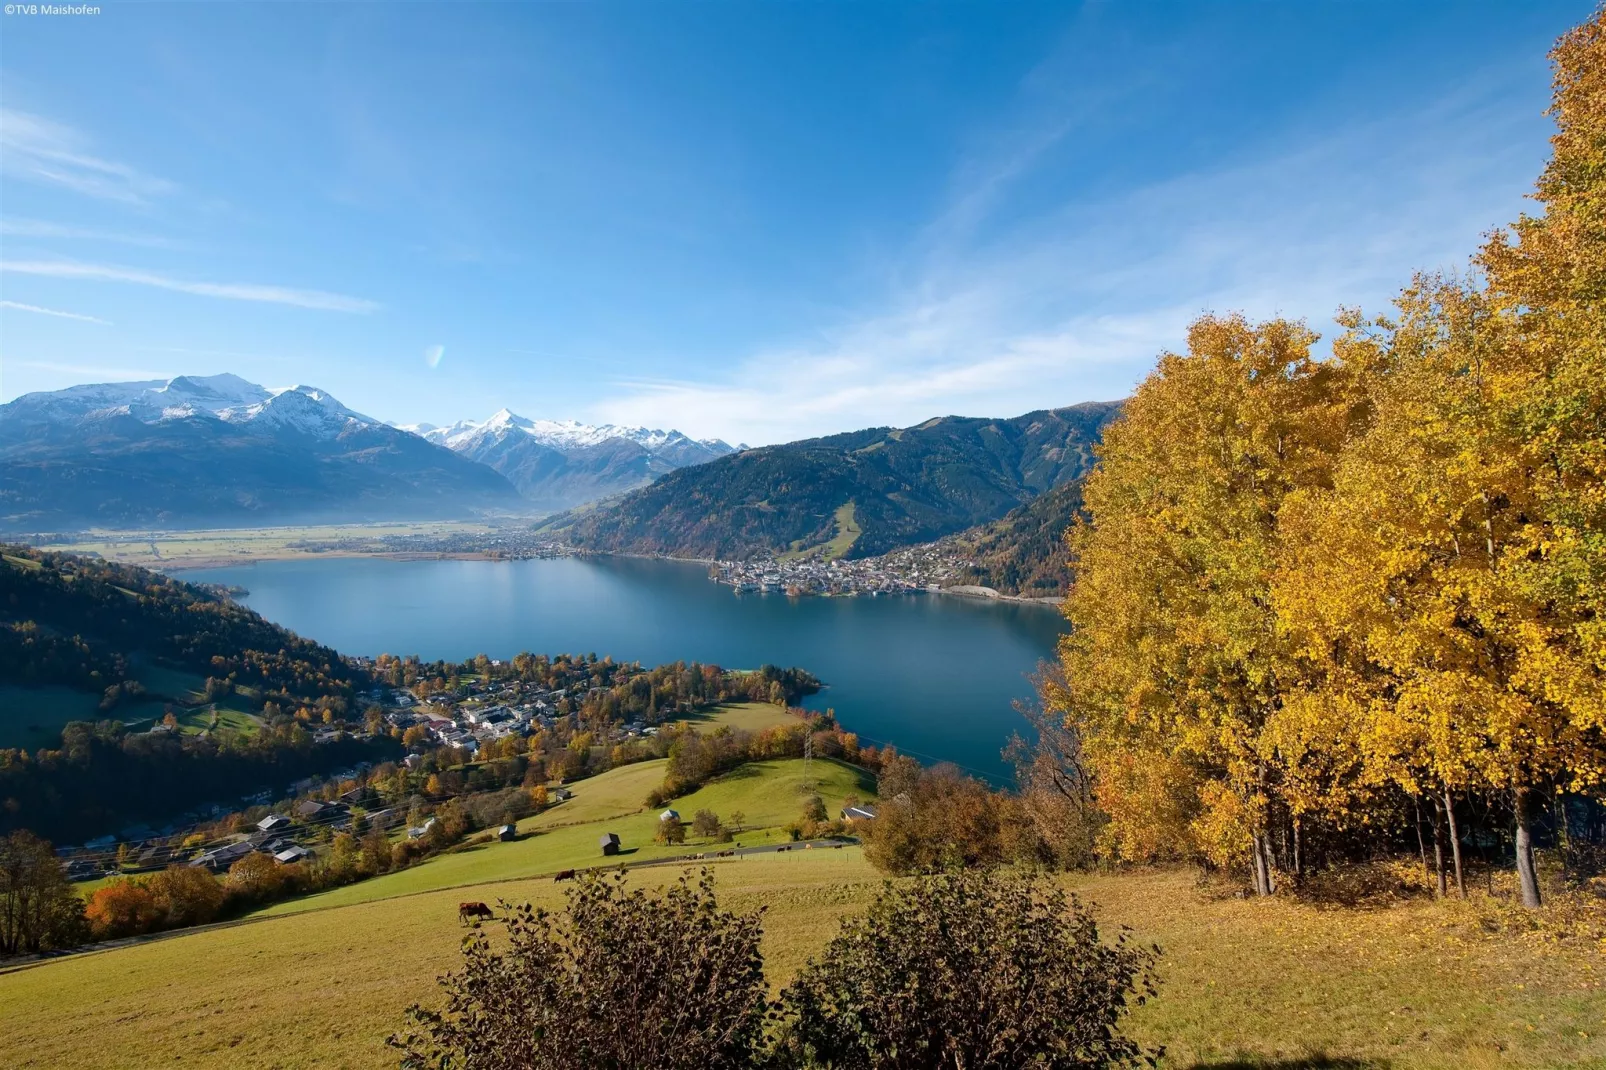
[257,814,293,833]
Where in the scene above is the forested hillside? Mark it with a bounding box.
[0,546,363,706]
[558,402,1120,560]
[937,478,1085,596]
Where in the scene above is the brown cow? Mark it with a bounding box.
[458,901,494,925]
[554,869,576,882]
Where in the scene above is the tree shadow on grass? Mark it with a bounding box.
[1186,1058,1387,1070]
[713,764,764,783]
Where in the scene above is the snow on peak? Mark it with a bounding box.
[404,409,735,460]
[1,373,382,441]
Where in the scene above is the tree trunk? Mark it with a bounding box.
[1431,801,1448,898]
[1251,834,1270,897]
[1514,788,1542,909]
[1262,832,1278,895]
[1443,787,1466,899]
[1414,797,1431,884]
[1292,817,1303,883]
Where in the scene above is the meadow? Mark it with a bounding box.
[254,755,874,917]
[3,849,1600,1070]
[0,659,218,748]
[35,521,497,570]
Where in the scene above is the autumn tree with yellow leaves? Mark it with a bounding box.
[1052,8,1605,909]
[1060,314,1355,895]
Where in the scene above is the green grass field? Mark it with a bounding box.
[675,701,802,735]
[0,660,224,749]
[4,850,1600,1070]
[35,521,500,569]
[0,685,106,749]
[253,757,873,918]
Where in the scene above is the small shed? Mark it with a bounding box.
[497,824,518,842]
[659,809,681,823]
[274,845,313,864]
[599,832,621,856]
[840,804,878,822]
[257,814,293,833]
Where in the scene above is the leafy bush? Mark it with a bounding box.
[392,870,768,1070]
[776,869,1160,1070]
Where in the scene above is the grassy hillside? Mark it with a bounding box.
[558,402,1120,561]
[253,756,874,917]
[4,853,1599,1070]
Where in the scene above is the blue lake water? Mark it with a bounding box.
[185,556,1065,782]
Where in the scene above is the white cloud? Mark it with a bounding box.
[0,259,380,314]
[10,360,172,380]
[0,110,175,204]
[0,299,111,325]
[592,64,1543,447]
[0,217,181,248]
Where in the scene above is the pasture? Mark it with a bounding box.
[0,685,106,749]
[674,700,802,735]
[35,521,499,570]
[3,853,1601,1069]
[253,756,874,918]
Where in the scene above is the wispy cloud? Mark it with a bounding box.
[0,110,175,204]
[0,299,111,325]
[0,259,380,314]
[594,59,1544,447]
[0,217,182,249]
[11,360,172,380]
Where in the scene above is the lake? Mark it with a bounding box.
[185,556,1066,782]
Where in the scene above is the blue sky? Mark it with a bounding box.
[0,2,1587,445]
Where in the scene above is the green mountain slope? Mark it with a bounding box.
[559,402,1120,560]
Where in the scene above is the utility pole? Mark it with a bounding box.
[803,723,814,793]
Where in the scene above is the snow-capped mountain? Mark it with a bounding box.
[3,373,380,440]
[400,408,738,510]
[407,409,734,456]
[0,375,521,531]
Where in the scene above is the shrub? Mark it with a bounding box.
[85,880,161,939]
[225,852,287,905]
[146,865,224,928]
[391,870,767,1070]
[776,869,1160,1070]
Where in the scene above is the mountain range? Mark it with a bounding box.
[0,375,747,532]
[0,374,525,531]
[556,401,1122,561]
[0,374,1121,560]
[403,410,738,511]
